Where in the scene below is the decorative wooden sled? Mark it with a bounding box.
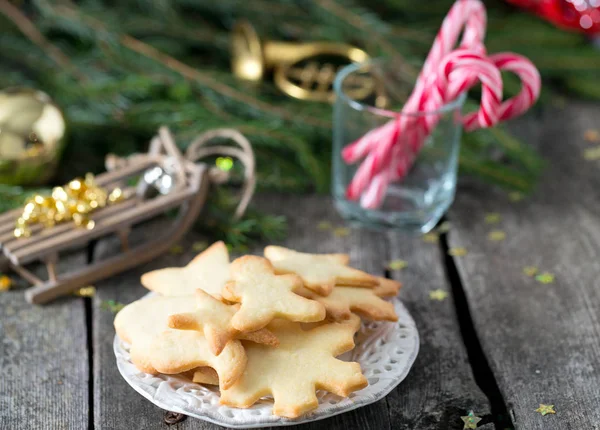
[0,127,255,304]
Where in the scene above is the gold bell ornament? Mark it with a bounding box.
[231,20,373,103]
[0,88,66,185]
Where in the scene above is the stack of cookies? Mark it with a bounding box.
[114,241,402,418]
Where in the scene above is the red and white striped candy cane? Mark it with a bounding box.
[342,0,487,165]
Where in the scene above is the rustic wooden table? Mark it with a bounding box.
[2,102,600,430]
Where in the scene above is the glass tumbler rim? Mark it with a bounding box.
[334,58,466,119]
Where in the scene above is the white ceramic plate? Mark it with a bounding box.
[114,296,419,428]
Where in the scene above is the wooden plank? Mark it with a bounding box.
[448,102,600,429]
[0,252,89,429]
[384,231,493,429]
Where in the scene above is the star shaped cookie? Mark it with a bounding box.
[222,256,326,332]
[141,241,229,299]
[297,285,398,322]
[220,315,368,418]
[373,277,402,297]
[264,246,378,295]
[168,289,279,355]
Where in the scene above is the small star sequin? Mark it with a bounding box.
[584,129,600,143]
[535,272,555,284]
[488,230,506,241]
[583,146,600,161]
[317,221,332,231]
[448,247,468,256]
[535,404,556,416]
[461,411,482,429]
[215,156,234,172]
[436,221,452,233]
[484,213,501,224]
[73,286,96,297]
[0,275,12,291]
[333,227,350,237]
[423,232,439,243]
[169,245,184,255]
[387,259,407,271]
[509,192,524,202]
[429,289,449,301]
[523,266,538,277]
[192,241,208,252]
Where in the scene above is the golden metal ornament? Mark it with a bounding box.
[13,173,125,238]
[0,88,66,185]
[231,20,371,102]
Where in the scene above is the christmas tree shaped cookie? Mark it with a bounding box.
[220,315,368,418]
[223,256,326,332]
[141,241,229,299]
[264,246,378,295]
[168,288,279,355]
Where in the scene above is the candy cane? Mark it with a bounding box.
[342,0,487,164]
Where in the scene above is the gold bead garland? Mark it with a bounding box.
[14,173,125,238]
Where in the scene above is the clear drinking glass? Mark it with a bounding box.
[332,59,466,233]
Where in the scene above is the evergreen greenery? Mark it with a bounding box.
[0,0,597,247]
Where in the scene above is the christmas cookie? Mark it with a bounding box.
[373,277,402,297]
[192,367,219,386]
[220,315,368,418]
[298,285,398,322]
[222,256,326,332]
[114,295,197,373]
[264,246,378,295]
[148,329,246,389]
[141,241,229,299]
[168,288,279,355]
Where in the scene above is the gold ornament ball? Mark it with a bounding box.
[0,88,66,185]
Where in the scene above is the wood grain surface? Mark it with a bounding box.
[448,102,600,430]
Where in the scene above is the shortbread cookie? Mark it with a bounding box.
[220,315,368,418]
[222,256,326,332]
[192,367,219,386]
[298,285,398,322]
[141,241,229,299]
[114,295,198,373]
[264,246,378,295]
[168,289,279,355]
[373,277,402,298]
[148,330,246,389]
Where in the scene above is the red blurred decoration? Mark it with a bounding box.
[508,0,600,34]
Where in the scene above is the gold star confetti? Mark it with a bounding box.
[508,192,523,202]
[317,221,332,231]
[523,266,538,277]
[535,404,556,416]
[101,300,126,313]
[429,289,449,301]
[583,146,600,161]
[535,272,555,284]
[448,247,468,257]
[436,221,452,233]
[0,275,12,291]
[215,156,234,171]
[169,245,184,255]
[192,241,208,252]
[484,213,501,224]
[423,232,439,243]
[461,411,482,429]
[387,259,407,271]
[333,227,350,237]
[584,129,600,143]
[488,230,506,241]
[73,286,96,297]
